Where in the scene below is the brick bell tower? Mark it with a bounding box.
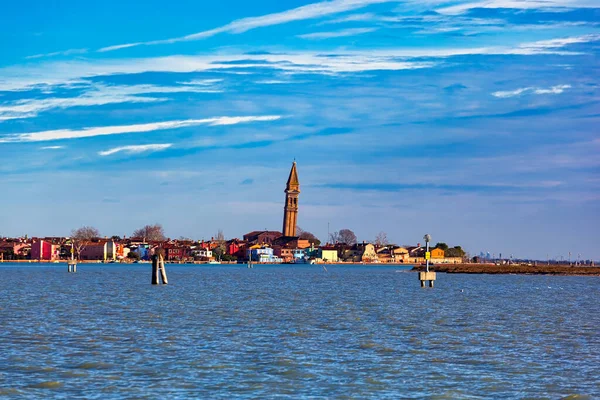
[282,161,300,237]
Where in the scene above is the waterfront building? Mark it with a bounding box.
[164,243,189,261]
[192,248,212,260]
[226,239,247,258]
[376,246,410,263]
[272,235,311,262]
[79,240,115,261]
[315,246,339,263]
[129,243,150,260]
[30,238,60,261]
[344,242,379,262]
[0,239,31,260]
[107,241,120,260]
[249,246,282,263]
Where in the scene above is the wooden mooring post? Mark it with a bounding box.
[151,249,168,285]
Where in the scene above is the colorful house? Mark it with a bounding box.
[431,248,445,259]
[376,246,409,263]
[79,240,115,261]
[249,246,282,263]
[30,239,60,261]
[227,239,247,259]
[344,242,378,262]
[316,247,338,263]
[0,240,31,260]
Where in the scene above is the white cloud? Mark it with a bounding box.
[40,145,64,150]
[0,115,282,143]
[255,79,305,84]
[321,12,379,24]
[0,82,223,121]
[26,48,88,60]
[97,0,398,52]
[519,35,600,50]
[492,84,571,98]
[492,87,533,98]
[1,34,596,93]
[534,84,571,94]
[98,143,173,156]
[0,52,435,93]
[178,78,224,86]
[97,43,143,53]
[436,0,600,15]
[298,27,378,39]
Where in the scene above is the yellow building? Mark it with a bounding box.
[431,248,445,259]
[317,248,338,263]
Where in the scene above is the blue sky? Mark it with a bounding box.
[1,0,599,260]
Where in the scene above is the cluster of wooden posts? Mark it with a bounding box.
[151,249,168,285]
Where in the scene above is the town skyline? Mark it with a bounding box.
[1,1,599,260]
[0,160,593,263]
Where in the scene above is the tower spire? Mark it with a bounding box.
[282,161,300,237]
[286,160,299,191]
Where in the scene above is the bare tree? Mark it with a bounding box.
[374,231,388,247]
[338,229,357,245]
[71,226,100,260]
[212,229,227,260]
[296,226,321,246]
[132,224,166,241]
[328,231,341,244]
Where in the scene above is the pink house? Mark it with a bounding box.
[0,240,31,260]
[30,239,59,261]
[79,241,116,261]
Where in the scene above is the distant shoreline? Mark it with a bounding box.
[413,263,600,276]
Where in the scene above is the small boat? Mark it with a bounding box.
[208,260,221,265]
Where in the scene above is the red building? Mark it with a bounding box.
[227,239,247,258]
[163,243,189,261]
[30,239,59,261]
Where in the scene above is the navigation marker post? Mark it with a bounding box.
[419,234,436,288]
[68,241,77,273]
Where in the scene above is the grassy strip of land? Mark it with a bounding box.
[412,263,600,276]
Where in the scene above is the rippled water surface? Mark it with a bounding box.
[0,263,598,399]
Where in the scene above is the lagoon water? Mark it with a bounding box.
[0,263,598,399]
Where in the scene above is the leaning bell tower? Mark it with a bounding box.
[282,161,300,237]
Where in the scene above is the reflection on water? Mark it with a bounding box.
[0,264,598,398]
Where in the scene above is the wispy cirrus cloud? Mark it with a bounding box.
[0,52,436,92]
[0,115,282,143]
[298,27,378,40]
[26,48,88,60]
[436,0,600,15]
[40,146,64,150]
[3,34,596,93]
[98,0,398,52]
[492,84,571,98]
[519,34,600,50]
[0,82,223,121]
[98,143,173,156]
